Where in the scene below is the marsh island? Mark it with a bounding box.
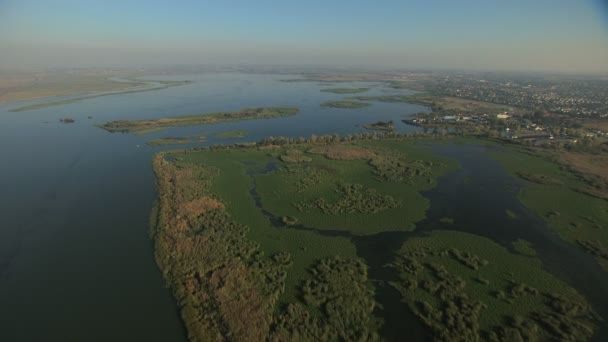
[99,107,299,133]
[152,134,604,341]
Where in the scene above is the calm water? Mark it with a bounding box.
[0,73,424,341]
[1,73,605,341]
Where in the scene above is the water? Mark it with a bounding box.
[0,73,424,341]
[1,72,605,341]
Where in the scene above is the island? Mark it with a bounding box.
[151,133,601,341]
[98,107,299,133]
[320,100,371,109]
[320,87,369,94]
[363,120,394,131]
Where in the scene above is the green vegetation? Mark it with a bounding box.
[134,127,165,136]
[214,130,248,139]
[279,149,312,163]
[391,230,595,341]
[146,136,206,146]
[363,120,394,131]
[320,100,371,109]
[320,87,369,94]
[99,107,299,133]
[493,145,608,270]
[151,135,458,340]
[512,239,537,256]
[152,135,600,341]
[353,93,511,114]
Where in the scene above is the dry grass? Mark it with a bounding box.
[178,197,224,222]
[307,145,376,160]
[560,152,608,183]
[0,72,141,103]
[582,122,608,132]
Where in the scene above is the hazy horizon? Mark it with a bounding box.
[1,0,608,73]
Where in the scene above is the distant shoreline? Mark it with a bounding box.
[7,80,191,112]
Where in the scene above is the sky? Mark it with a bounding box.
[1,0,608,73]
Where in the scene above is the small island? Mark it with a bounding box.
[363,120,394,131]
[320,100,371,109]
[98,107,299,133]
[321,88,369,94]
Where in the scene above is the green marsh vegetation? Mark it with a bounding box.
[214,130,248,139]
[363,120,394,131]
[391,230,596,341]
[99,107,299,133]
[320,87,369,94]
[512,239,537,257]
[146,135,206,146]
[492,144,608,270]
[320,100,371,109]
[133,127,165,136]
[152,134,602,341]
[152,134,459,340]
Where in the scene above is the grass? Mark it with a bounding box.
[99,107,299,133]
[146,136,206,146]
[133,127,164,136]
[255,140,455,235]
[320,87,369,94]
[151,136,459,340]
[151,135,602,341]
[512,239,537,257]
[391,230,595,341]
[320,100,371,109]
[363,120,394,131]
[492,145,608,269]
[214,130,248,139]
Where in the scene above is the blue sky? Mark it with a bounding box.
[1,0,607,72]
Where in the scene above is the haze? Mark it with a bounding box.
[1,0,608,73]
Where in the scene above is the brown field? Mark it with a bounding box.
[583,122,608,132]
[307,145,377,160]
[410,93,513,113]
[560,152,608,183]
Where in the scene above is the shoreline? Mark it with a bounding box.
[0,78,147,104]
[7,80,190,112]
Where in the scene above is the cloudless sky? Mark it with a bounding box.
[1,0,608,72]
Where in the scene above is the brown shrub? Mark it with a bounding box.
[308,145,376,160]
